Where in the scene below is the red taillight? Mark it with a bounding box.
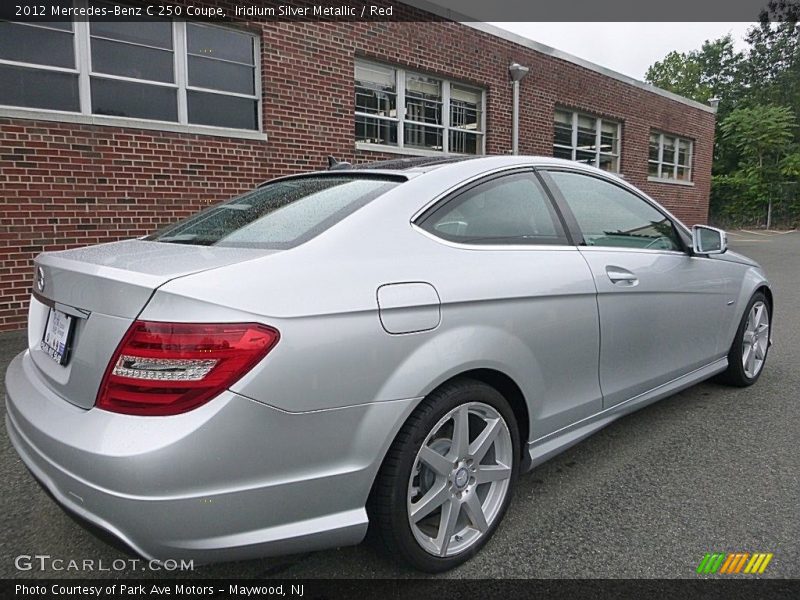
[96,321,279,416]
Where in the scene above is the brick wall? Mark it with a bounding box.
[0,10,716,331]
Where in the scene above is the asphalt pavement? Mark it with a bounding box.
[1,231,798,579]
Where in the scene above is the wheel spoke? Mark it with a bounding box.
[436,499,461,557]
[746,345,756,373]
[463,493,489,533]
[469,418,501,463]
[410,481,449,523]
[450,406,470,459]
[419,445,452,476]
[476,463,511,484]
[742,344,752,371]
[754,340,765,361]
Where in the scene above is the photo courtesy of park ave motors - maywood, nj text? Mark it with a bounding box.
[0,0,798,592]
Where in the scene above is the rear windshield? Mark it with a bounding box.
[146,175,401,249]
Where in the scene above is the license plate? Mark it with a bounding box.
[41,308,74,366]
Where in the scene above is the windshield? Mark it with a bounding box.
[147,175,401,249]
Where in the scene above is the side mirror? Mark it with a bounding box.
[692,225,727,255]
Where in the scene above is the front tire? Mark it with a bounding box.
[718,291,771,387]
[369,378,520,572]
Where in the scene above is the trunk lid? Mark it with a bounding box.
[29,240,273,409]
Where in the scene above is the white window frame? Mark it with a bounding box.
[648,131,694,186]
[0,2,264,140]
[553,108,622,173]
[355,59,486,157]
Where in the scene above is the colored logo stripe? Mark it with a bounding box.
[697,552,773,575]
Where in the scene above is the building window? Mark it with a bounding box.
[0,4,260,132]
[649,132,693,182]
[553,108,621,172]
[355,59,485,155]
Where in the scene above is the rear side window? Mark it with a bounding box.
[418,172,567,245]
[147,176,400,249]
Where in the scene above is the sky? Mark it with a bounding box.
[488,23,755,80]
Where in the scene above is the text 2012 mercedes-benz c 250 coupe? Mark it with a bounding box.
[5,156,772,572]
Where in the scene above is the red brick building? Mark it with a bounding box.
[0,1,716,331]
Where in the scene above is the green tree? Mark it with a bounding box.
[644,35,743,106]
[719,105,796,228]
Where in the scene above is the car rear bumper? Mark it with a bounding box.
[5,350,417,563]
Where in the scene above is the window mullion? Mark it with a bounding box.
[442,80,450,154]
[594,117,601,168]
[74,0,91,115]
[571,112,577,161]
[673,137,679,179]
[397,68,405,149]
[174,21,188,125]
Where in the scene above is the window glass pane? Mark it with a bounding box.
[355,115,397,146]
[649,134,660,162]
[598,154,618,172]
[91,77,177,121]
[549,171,681,250]
[0,22,74,68]
[187,23,254,65]
[148,177,400,249]
[91,38,174,83]
[421,173,566,245]
[405,123,442,151]
[405,74,441,125]
[576,115,597,154]
[450,85,481,132]
[553,146,573,160]
[676,166,691,181]
[187,91,257,129]
[648,161,660,177]
[575,149,596,165]
[188,55,254,95]
[449,130,481,154]
[662,136,677,163]
[355,63,397,118]
[677,139,691,167]
[90,17,172,50]
[554,110,573,148]
[0,64,79,111]
[599,120,618,155]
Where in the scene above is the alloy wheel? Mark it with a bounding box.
[742,300,769,379]
[407,402,513,557]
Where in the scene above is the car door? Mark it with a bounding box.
[540,168,729,408]
[416,169,603,438]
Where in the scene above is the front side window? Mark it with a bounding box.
[355,59,484,155]
[649,132,693,182]
[418,173,567,245]
[0,8,260,131]
[553,108,621,172]
[547,170,682,251]
[147,176,401,249]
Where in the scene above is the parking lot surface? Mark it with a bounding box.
[1,232,798,579]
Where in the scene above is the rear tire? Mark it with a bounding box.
[369,378,520,572]
[717,291,770,387]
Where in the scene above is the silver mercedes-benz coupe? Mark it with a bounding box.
[5,156,772,572]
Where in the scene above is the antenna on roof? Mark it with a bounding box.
[327,155,352,170]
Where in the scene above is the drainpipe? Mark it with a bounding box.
[508,63,530,155]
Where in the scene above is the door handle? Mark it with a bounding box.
[606,266,639,286]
